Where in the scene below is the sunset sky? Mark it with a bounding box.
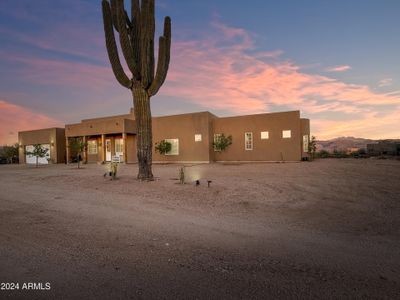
[1,0,399,145]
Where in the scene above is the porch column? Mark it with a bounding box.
[101,134,106,163]
[65,137,70,164]
[123,133,128,163]
[82,136,87,164]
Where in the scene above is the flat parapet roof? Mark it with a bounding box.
[18,127,64,134]
[217,110,301,120]
[81,113,134,123]
[153,111,218,119]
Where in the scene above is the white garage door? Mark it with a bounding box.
[25,144,50,164]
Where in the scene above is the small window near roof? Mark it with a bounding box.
[261,131,269,139]
[282,130,291,139]
[195,134,202,142]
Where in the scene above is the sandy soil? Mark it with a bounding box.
[0,159,399,299]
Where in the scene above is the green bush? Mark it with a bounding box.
[0,143,19,164]
[155,140,172,155]
[213,134,233,152]
[317,150,330,158]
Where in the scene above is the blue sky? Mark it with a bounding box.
[1,0,399,144]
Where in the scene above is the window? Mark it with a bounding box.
[282,130,292,139]
[213,134,221,151]
[195,134,202,142]
[303,135,309,152]
[88,140,98,154]
[245,132,253,150]
[115,138,124,154]
[261,131,269,140]
[165,139,179,155]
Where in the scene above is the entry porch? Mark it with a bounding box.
[66,133,137,164]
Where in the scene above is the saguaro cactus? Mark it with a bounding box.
[101,0,171,180]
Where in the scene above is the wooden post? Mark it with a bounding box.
[65,137,70,164]
[123,133,128,163]
[83,136,88,164]
[101,134,106,163]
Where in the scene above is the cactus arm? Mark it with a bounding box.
[148,0,155,84]
[124,10,132,28]
[149,17,171,96]
[102,0,132,89]
[140,0,150,88]
[140,0,155,89]
[131,0,140,23]
[131,0,141,69]
[115,0,140,79]
[110,0,120,32]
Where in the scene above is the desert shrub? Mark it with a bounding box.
[213,134,233,152]
[317,150,330,158]
[0,143,19,164]
[332,149,348,158]
[155,140,172,155]
[179,166,185,184]
[351,148,368,158]
[308,136,317,160]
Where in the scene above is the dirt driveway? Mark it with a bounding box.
[0,159,399,299]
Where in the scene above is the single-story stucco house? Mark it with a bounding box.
[18,110,310,164]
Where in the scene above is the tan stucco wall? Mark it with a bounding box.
[152,112,214,163]
[212,111,303,161]
[18,128,66,164]
[18,110,310,164]
[126,135,137,163]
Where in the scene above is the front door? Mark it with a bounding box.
[105,139,112,161]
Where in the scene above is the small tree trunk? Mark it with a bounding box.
[133,88,154,181]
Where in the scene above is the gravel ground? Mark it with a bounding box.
[0,159,399,299]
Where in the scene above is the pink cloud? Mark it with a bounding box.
[0,100,62,145]
[160,22,400,138]
[3,53,114,91]
[325,65,352,72]
[2,18,399,140]
[378,78,393,87]
[312,109,400,140]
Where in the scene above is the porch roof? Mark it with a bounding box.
[65,117,136,137]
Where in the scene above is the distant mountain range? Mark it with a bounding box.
[316,137,379,152]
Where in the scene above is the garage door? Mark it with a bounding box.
[25,144,50,164]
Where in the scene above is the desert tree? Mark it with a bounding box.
[0,143,19,164]
[101,0,171,180]
[213,134,233,152]
[26,144,49,168]
[68,138,87,169]
[308,135,317,160]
